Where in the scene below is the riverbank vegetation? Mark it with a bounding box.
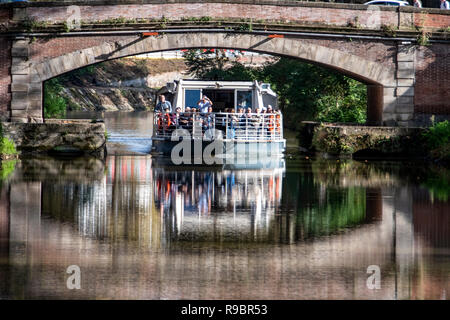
[0,132,18,181]
[423,168,450,202]
[422,120,450,163]
[0,138,17,157]
[0,123,18,159]
[44,65,98,118]
[0,160,17,181]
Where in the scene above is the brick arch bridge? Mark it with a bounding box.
[1,0,450,126]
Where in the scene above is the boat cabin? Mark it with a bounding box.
[157,79,278,112]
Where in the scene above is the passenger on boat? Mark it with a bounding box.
[203,106,215,139]
[202,106,214,129]
[265,105,274,137]
[235,108,247,137]
[265,106,281,136]
[275,110,282,134]
[171,107,182,128]
[215,109,228,132]
[226,109,239,139]
[157,106,173,134]
[191,107,205,133]
[243,108,257,138]
[253,107,263,135]
[179,107,192,130]
[197,95,213,113]
[155,94,172,113]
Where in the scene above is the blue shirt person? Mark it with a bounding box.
[155,95,172,112]
[197,95,213,113]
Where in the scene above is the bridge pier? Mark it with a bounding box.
[395,45,416,127]
[367,85,383,126]
[10,40,43,124]
[381,44,416,127]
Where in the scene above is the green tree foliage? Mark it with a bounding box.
[44,65,96,118]
[44,78,67,118]
[184,49,233,79]
[423,120,450,150]
[183,49,367,127]
[316,79,367,123]
[422,120,450,162]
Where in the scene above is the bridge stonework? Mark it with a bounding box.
[1,1,449,126]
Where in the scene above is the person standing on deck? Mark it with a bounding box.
[413,0,422,8]
[203,106,215,139]
[179,107,192,130]
[265,105,275,137]
[237,107,246,127]
[441,0,450,9]
[172,107,182,128]
[253,107,263,137]
[197,95,213,113]
[155,95,172,113]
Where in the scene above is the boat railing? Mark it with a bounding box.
[153,112,284,142]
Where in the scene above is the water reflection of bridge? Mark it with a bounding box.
[0,157,448,299]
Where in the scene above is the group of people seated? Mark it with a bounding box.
[154,94,282,139]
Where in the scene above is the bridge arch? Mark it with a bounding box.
[25,32,394,123]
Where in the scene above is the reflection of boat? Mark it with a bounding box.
[153,161,285,242]
[151,154,286,171]
[151,80,286,159]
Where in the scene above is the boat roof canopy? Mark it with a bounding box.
[159,79,273,92]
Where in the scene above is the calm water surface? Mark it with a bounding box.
[0,111,449,299]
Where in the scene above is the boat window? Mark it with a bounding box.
[202,89,234,112]
[185,89,201,109]
[237,90,252,110]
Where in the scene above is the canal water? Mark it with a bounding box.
[0,111,449,299]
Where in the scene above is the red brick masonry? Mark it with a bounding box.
[415,45,450,115]
[0,38,11,120]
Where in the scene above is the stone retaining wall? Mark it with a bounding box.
[299,122,426,157]
[11,156,106,182]
[1,120,107,157]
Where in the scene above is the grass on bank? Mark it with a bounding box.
[0,123,18,157]
[0,125,18,181]
[0,137,17,156]
[0,160,17,181]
